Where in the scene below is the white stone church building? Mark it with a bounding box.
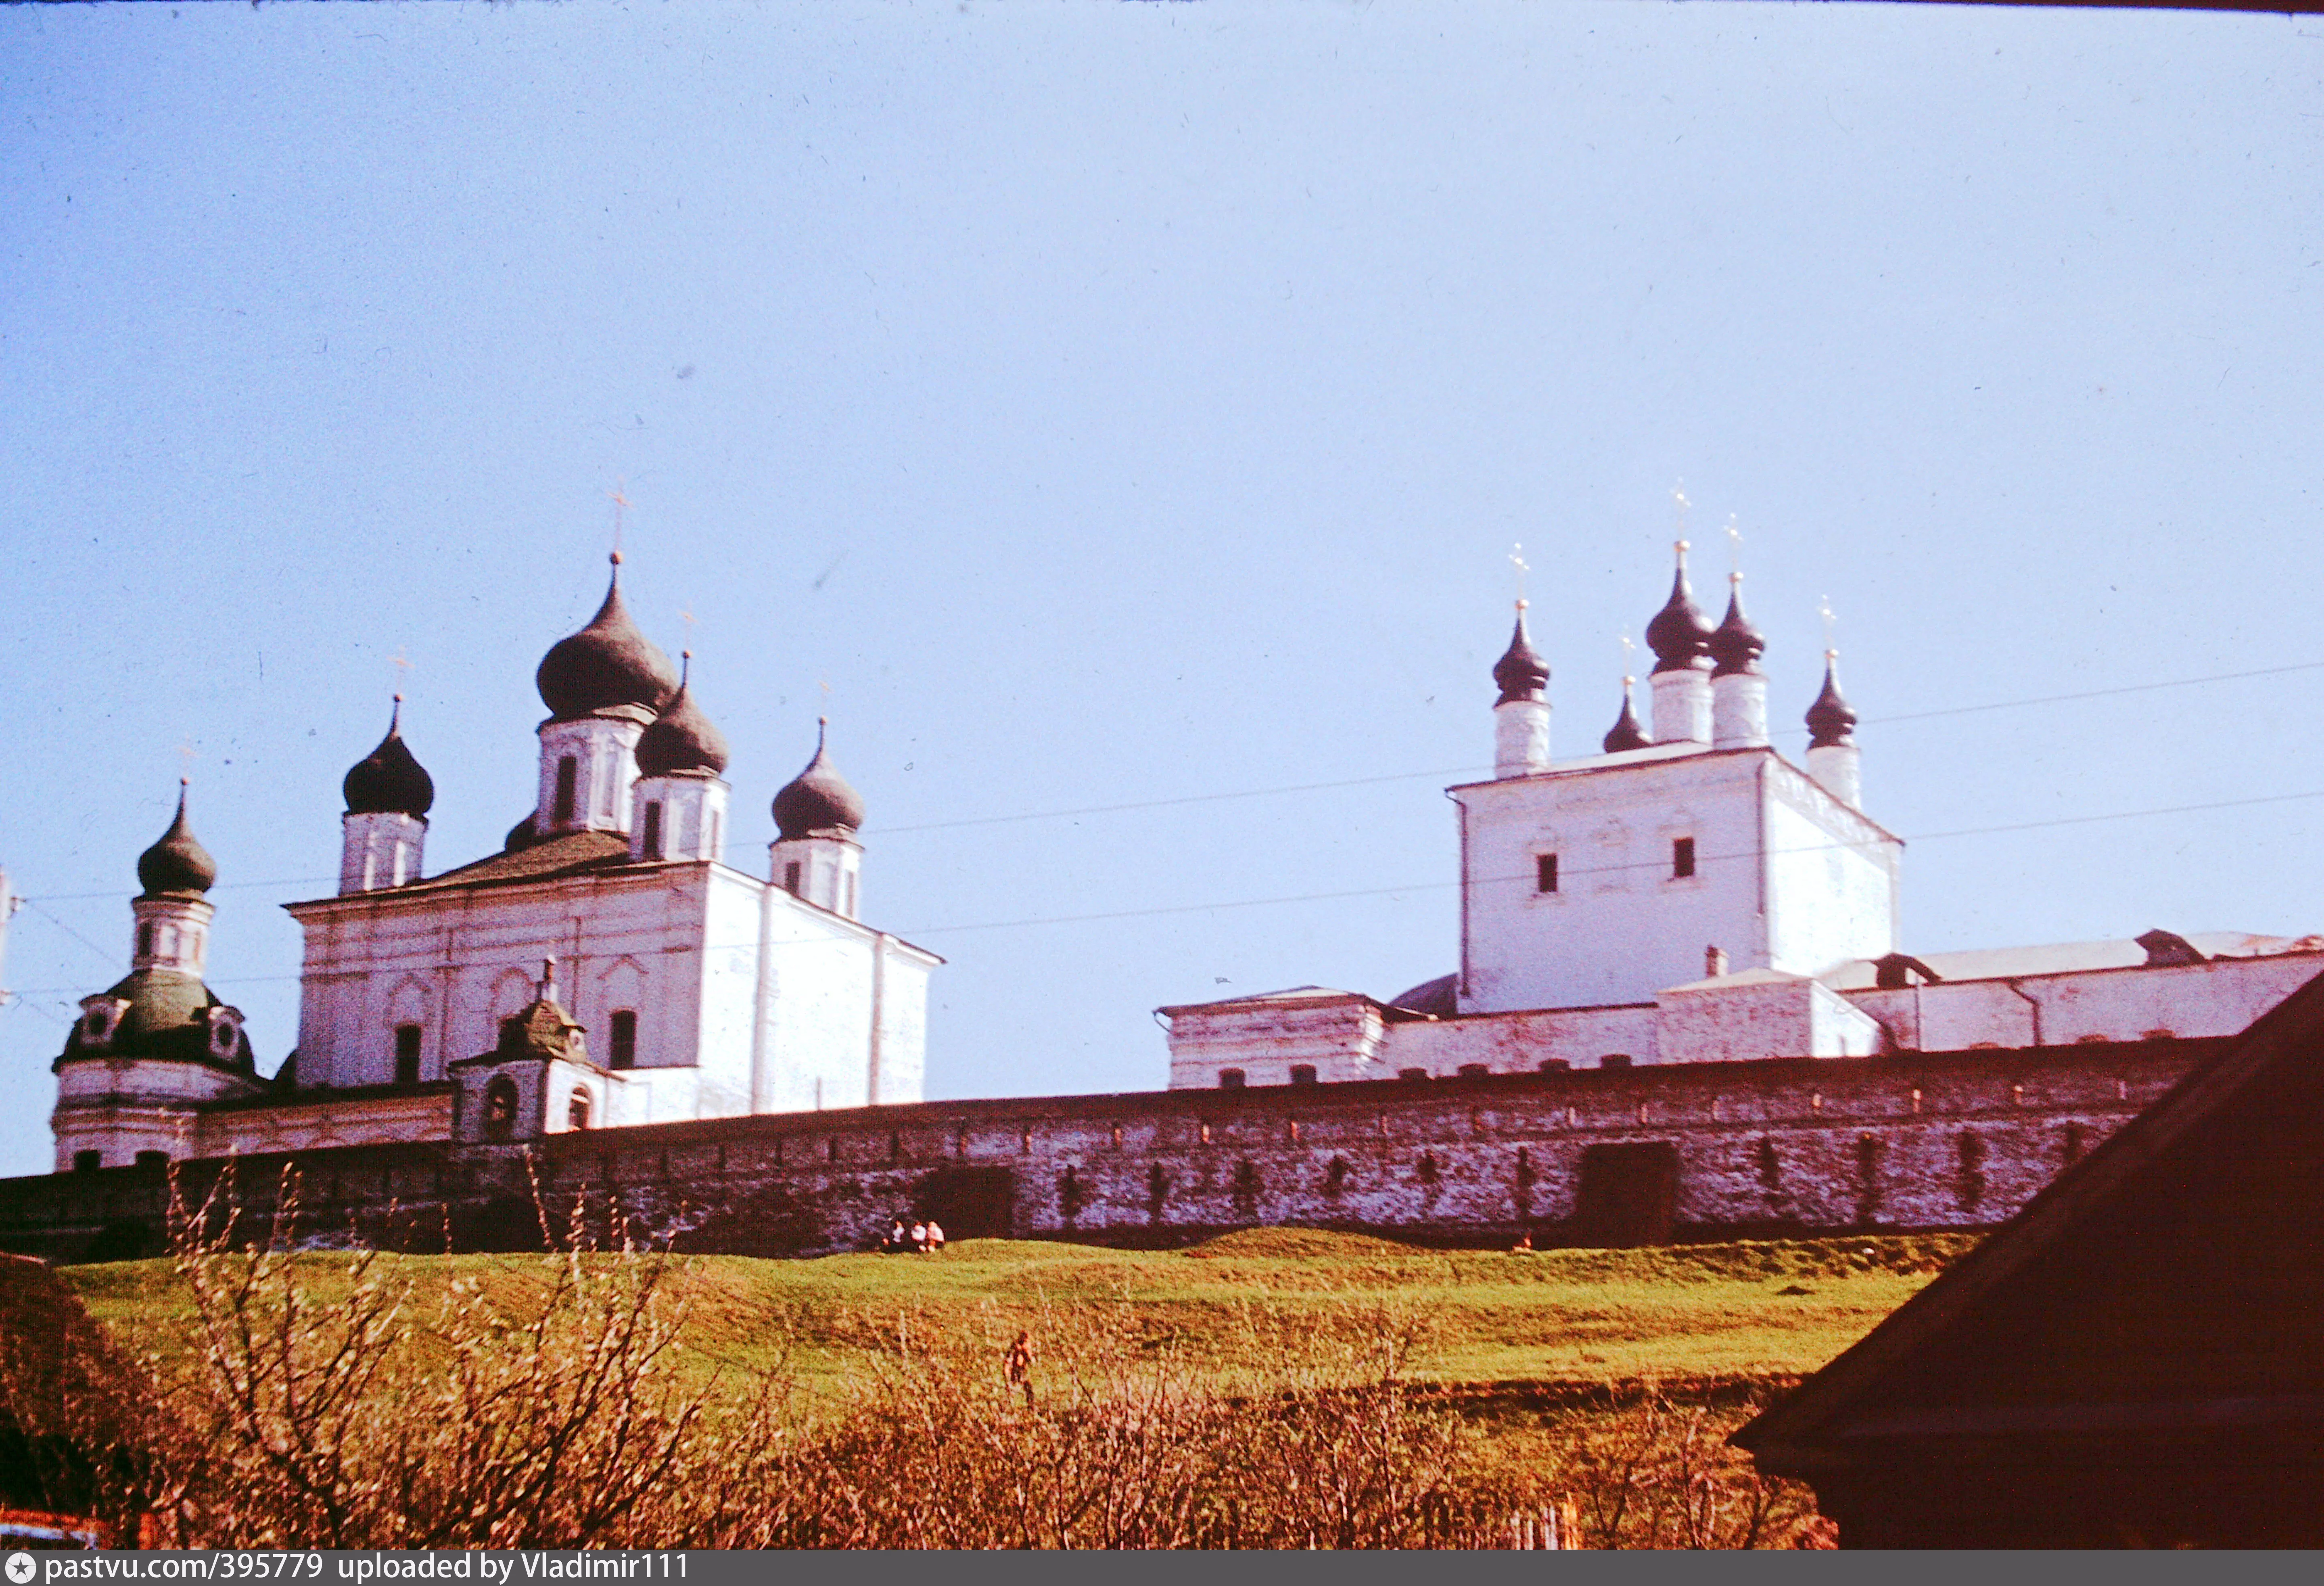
[50,554,938,1172]
[1160,545,2324,1086]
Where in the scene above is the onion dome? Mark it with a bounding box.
[535,556,680,722]
[1707,574,1766,678]
[1603,678,1650,753]
[633,654,730,778]
[773,719,865,838]
[342,696,435,816]
[1644,542,1715,674]
[1806,651,1859,748]
[137,783,217,897]
[1491,605,1550,705]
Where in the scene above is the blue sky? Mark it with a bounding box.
[2,1,2320,1177]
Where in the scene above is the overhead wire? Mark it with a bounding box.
[10,778,2324,1002]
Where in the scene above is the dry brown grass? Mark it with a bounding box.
[39,1166,1832,1549]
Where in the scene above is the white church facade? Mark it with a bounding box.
[49,554,937,1172]
[1160,545,2324,1087]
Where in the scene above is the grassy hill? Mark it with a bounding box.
[63,1228,1972,1396]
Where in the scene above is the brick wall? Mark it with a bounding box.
[0,1038,2219,1264]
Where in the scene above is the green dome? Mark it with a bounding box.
[56,969,255,1076]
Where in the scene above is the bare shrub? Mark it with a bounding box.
[74,1166,1825,1549]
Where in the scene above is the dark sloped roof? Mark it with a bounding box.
[1738,963,2324,1475]
[375,829,633,897]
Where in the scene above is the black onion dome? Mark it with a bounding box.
[1644,547,1714,674]
[137,784,217,897]
[1491,607,1550,705]
[634,660,729,777]
[535,560,680,721]
[342,697,435,816]
[773,720,865,838]
[1603,680,1650,753]
[1707,577,1766,678]
[1806,653,1859,748]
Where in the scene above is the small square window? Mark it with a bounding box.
[1289,1065,1318,1086]
[1536,853,1559,893]
[1672,837,1696,879]
[1218,1069,1247,1090]
[73,1150,101,1174]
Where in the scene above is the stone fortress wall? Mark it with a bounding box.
[0,1035,2213,1264]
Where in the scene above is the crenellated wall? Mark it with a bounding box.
[0,1037,2217,1264]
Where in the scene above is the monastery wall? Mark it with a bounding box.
[0,1038,2214,1264]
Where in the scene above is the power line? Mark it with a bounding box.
[6,778,2307,994]
[893,785,2324,937]
[20,654,2324,907]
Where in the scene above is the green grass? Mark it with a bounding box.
[62,1228,1971,1398]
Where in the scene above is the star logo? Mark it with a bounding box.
[6,1550,37,1584]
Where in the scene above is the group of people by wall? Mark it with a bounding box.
[880,1216,945,1253]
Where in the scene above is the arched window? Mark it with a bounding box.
[608,1010,637,1070]
[484,1078,520,1142]
[554,757,579,823]
[137,922,155,956]
[393,1024,423,1084]
[641,802,663,860]
[784,862,803,896]
[568,1088,592,1132]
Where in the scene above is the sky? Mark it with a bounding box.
[2,0,2321,1178]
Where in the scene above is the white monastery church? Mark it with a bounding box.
[50,554,938,1172]
[1160,544,2324,1087]
[44,534,2324,1178]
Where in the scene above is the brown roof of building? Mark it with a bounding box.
[1736,965,2324,1477]
[288,830,634,909]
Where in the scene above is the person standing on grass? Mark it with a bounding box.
[925,1218,945,1252]
[1005,1327,1034,1408]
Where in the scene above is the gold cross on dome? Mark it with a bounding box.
[1818,595,1838,655]
[175,738,196,784]
[1671,482,1691,526]
[1508,542,1530,607]
[1724,515,1743,574]
[1618,631,1636,680]
[609,481,631,558]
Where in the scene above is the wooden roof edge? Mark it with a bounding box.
[1733,962,2324,1464]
